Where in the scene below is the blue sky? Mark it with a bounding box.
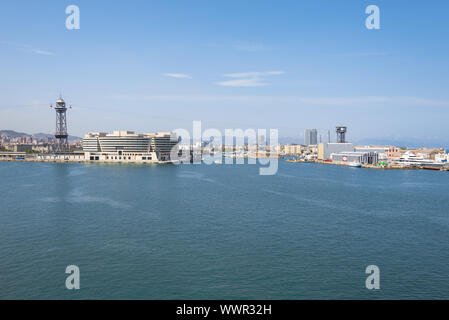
[1,0,448,145]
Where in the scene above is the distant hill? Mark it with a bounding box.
[0,129,30,138]
[33,132,81,141]
[355,138,449,149]
[1,130,81,141]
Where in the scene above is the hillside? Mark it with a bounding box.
[0,130,81,141]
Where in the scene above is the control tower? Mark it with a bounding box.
[336,126,347,143]
[53,97,69,153]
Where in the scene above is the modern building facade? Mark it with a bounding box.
[318,143,354,160]
[82,130,178,162]
[304,129,318,146]
[147,132,179,161]
[83,131,151,153]
[331,151,379,164]
[354,146,389,161]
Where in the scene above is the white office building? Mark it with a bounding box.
[82,130,178,163]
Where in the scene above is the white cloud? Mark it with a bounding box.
[163,73,192,79]
[217,78,270,87]
[32,49,54,56]
[224,71,284,78]
[0,41,54,56]
[217,71,284,87]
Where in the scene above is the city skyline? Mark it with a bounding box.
[1,1,449,146]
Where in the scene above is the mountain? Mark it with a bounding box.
[32,132,81,141]
[0,130,81,141]
[355,138,449,149]
[0,130,30,138]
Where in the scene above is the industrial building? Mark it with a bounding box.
[354,146,388,161]
[331,151,379,164]
[318,143,354,160]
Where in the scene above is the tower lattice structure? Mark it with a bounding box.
[336,126,347,143]
[54,97,68,153]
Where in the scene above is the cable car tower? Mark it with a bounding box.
[336,126,347,143]
[51,96,69,153]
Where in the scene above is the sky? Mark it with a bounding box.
[0,0,449,146]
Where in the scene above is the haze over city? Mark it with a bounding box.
[1,0,449,146]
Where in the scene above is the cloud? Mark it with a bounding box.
[32,49,54,56]
[0,41,54,56]
[217,78,270,87]
[163,73,192,79]
[223,71,284,78]
[217,71,284,87]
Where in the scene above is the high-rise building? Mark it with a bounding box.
[304,129,318,146]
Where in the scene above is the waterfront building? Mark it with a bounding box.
[354,146,389,161]
[83,131,151,153]
[147,132,179,161]
[318,143,354,160]
[283,144,303,155]
[82,130,178,162]
[0,152,27,159]
[331,151,379,164]
[387,146,402,159]
[12,144,33,152]
[304,129,318,146]
[435,153,449,163]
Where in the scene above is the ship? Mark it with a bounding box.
[394,151,439,166]
[348,162,362,168]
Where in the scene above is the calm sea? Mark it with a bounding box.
[1,161,449,299]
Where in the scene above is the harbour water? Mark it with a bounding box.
[1,161,449,299]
